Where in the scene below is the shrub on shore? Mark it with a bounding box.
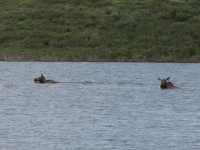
[0,0,200,62]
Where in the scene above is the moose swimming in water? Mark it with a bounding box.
[158,77,178,89]
[34,74,60,83]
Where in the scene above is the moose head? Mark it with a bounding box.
[158,77,178,89]
[34,74,59,83]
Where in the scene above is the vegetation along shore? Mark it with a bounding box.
[0,0,200,62]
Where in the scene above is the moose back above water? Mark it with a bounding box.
[34,74,59,83]
[158,77,178,89]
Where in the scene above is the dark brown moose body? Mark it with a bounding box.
[158,77,178,89]
[34,74,59,83]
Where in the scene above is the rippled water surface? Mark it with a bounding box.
[0,62,199,150]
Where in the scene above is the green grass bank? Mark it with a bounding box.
[0,0,200,62]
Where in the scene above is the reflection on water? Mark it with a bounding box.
[0,62,199,150]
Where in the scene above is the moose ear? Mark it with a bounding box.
[41,74,46,79]
[166,77,170,80]
[158,78,161,81]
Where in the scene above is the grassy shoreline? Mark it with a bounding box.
[0,0,200,62]
[1,52,200,62]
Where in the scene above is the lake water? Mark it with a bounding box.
[0,62,199,150]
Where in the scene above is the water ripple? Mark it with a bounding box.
[0,62,199,150]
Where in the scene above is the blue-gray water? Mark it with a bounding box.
[0,62,199,150]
